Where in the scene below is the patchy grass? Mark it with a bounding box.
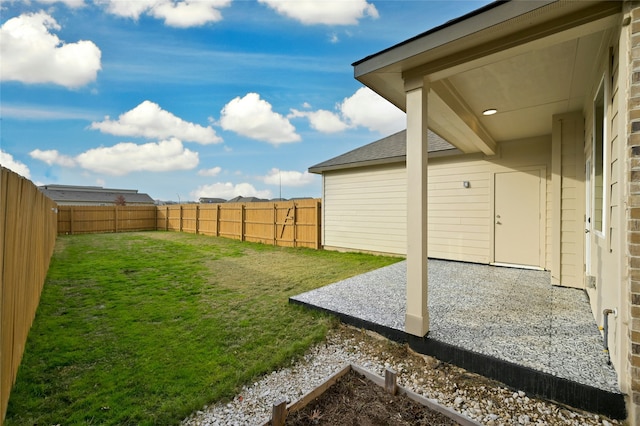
[5,232,400,425]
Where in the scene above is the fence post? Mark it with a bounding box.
[195,205,200,235]
[293,203,297,248]
[315,200,321,250]
[70,206,74,235]
[114,206,119,233]
[273,203,277,246]
[240,205,245,241]
[216,205,220,237]
[179,205,183,232]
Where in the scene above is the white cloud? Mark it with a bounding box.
[76,138,199,175]
[289,108,348,133]
[198,166,222,177]
[152,0,230,27]
[291,87,405,135]
[97,0,155,19]
[190,182,272,200]
[339,87,405,135]
[261,168,316,187]
[0,12,101,88]
[258,0,378,25]
[91,100,221,144]
[29,139,199,176]
[0,150,31,179]
[98,0,231,27]
[29,149,77,167]
[220,93,300,145]
[35,0,86,7]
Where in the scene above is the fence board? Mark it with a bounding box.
[1,167,57,424]
[57,206,156,234]
[162,200,321,248]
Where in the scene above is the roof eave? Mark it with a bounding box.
[352,0,554,77]
[309,156,406,174]
[309,148,462,174]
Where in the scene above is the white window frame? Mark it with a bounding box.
[592,75,607,239]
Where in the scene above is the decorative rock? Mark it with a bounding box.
[180,327,621,426]
[518,414,530,424]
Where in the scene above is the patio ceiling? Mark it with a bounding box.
[353,1,622,154]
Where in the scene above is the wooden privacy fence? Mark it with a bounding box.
[57,205,157,234]
[157,199,322,249]
[55,200,322,249]
[1,167,58,424]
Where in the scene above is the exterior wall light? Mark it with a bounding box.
[463,181,470,188]
[482,109,497,116]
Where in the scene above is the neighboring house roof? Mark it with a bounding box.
[308,130,458,174]
[226,196,269,203]
[199,197,227,204]
[39,185,155,205]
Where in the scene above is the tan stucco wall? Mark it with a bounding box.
[551,112,585,290]
[428,137,551,266]
[322,163,407,255]
[322,136,551,267]
[576,21,630,398]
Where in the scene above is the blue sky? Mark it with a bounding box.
[1,0,490,202]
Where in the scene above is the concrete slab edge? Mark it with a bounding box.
[289,297,627,420]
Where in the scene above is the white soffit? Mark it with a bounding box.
[354,1,621,145]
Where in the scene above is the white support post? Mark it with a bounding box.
[405,76,430,337]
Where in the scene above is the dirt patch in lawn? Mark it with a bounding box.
[286,369,460,426]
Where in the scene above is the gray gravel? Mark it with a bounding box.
[290,259,620,393]
[181,327,620,426]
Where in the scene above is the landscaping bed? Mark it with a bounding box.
[184,325,622,426]
[285,366,466,426]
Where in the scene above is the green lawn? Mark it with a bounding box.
[6,232,399,425]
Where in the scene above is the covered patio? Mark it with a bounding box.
[290,260,625,419]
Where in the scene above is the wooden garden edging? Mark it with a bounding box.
[263,363,482,426]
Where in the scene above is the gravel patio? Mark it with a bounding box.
[290,259,625,418]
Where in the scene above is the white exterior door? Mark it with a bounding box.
[494,170,543,268]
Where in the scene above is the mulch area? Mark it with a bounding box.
[286,369,460,426]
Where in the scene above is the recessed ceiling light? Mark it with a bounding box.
[483,109,497,116]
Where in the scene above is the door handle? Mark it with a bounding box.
[585,229,590,234]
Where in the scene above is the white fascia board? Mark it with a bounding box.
[353,0,557,78]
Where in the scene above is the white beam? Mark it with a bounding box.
[431,79,497,155]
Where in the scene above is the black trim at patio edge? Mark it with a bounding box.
[289,298,626,420]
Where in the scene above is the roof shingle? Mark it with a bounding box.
[308,130,456,173]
